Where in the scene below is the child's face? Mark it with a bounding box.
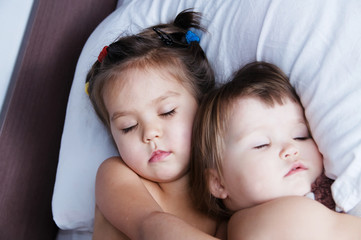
[103,67,198,183]
[218,97,323,211]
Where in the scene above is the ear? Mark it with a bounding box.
[206,169,228,199]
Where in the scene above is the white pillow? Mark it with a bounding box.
[253,0,361,213]
[52,0,361,231]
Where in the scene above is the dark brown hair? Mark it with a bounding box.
[86,9,215,128]
[190,61,302,219]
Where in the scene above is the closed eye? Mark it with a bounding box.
[160,109,176,117]
[254,144,269,149]
[122,124,138,134]
[294,136,310,141]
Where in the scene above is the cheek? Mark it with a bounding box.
[168,123,193,156]
[222,163,261,207]
[307,143,324,170]
[112,132,141,162]
[314,149,324,174]
[181,124,193,142]
[223,152,254,184]
[225,151,274,189]
[170,114,195,145]
[116,142,144,171]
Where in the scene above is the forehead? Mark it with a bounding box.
[227,96,305,129]
[103,66,192,108]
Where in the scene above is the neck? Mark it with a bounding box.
[158,173,190,197]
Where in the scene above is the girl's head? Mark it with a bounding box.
[190,61,323,218]
[86,10,215,183]
[86,9,214,127]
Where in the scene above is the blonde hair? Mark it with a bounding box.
[190,61,302,219]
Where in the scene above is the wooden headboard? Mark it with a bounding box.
[0,0,117,239]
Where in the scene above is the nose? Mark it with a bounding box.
[280,144,299,161]
[142,123,162,144]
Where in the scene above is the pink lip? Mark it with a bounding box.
[284,163,308,177]
[149,150,171,163]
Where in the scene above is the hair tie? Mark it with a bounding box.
[98,46,109,63]
[186,30,200,44]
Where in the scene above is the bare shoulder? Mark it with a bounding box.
[94,156,163,239]
[96,156,129,176]
[96,156,159,195]
[95,156,159,202]
[228,196,361,240]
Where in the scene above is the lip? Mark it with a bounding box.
[284,163,308,177]
[149,150,171,163]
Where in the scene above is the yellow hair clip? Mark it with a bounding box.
[85,82,90,95]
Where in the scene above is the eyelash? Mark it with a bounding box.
[294,136,310,141]
[160,109,176,117]
[121,109,176,134]
[254,144,269,149]
[254,136,310,149]
[122,124,138,134]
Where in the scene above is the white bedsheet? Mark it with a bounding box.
[57,230,92,240]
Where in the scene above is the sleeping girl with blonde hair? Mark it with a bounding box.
[190,61,361,239]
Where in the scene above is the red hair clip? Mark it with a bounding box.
[98,46,109,63]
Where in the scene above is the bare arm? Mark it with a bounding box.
[93,206,130,240]
[140,211,222,240]
[93,157,219,240]
[228,196,361,240]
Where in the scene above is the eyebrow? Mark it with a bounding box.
[154,91,180,104]
[235,117,308,140]
[110,91,181,121]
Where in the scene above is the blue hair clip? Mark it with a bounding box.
[186,30,200,44]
